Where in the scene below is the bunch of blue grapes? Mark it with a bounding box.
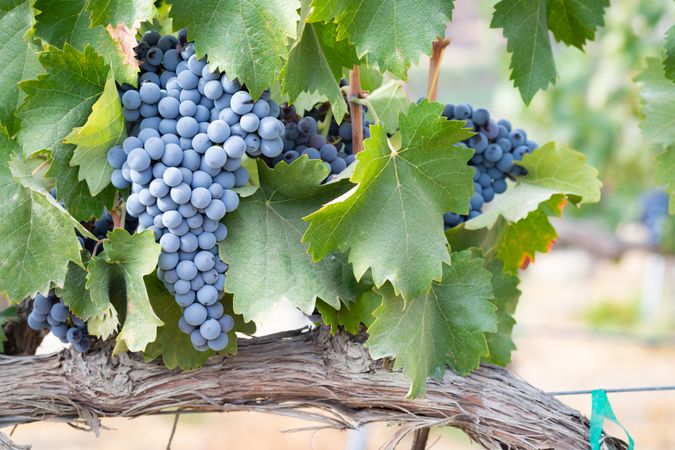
[640,189,670,245]
[107,30,284,351]
[271,104,354,179]
[27,293,92,352]
[440,103,539,228]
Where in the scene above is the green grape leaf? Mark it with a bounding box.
[66,73,125,196]
[313,21,361,80]
[167,0,300,98]
[491,0,556,105]
[466,142,601,229]
[87,0,157,28]
[0,0,41,134]
[57,256,106,320]
[17,44,115,220]
[636,58,675,148]
[448,196,565,273]
[0,132,86,302]
[219,158,361,324]
[656,147,674,214]
[483,259,520,365]
[144,281,253,370]
[33,0,138,86]
[358,65,383,92]
[57,255,120,339]
[546,0,608,50]
[303,101,475,300]
[283,21,356,123]
[317,289,381,334]
[86,229,162,352]
[365,80,410,134]
[309,0,454,79]
[86,305,119,339]
[366,250,496,398]
[0,306,18,353]
[664,25,674,82]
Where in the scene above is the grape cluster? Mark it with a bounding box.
[107,30,284,351]
[440,103,538,228]
[329,113,371,156]
[641,189,669,245]
[27,293,92,352]
[270,104,371,180]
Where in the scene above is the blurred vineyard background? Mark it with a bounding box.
[5,0,675,448]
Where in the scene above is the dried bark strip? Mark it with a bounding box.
[0,329,627,450]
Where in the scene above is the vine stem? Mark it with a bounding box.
[426,38,450,101]
[111,209,122,229]
[320,108,333,139]
[411,427,430,450]
[166,413,180,449]
[349,65,364,154]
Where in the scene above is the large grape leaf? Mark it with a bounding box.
[664,25,674,82]
[366,250,496,398]
[219,158,361,324]
[0,0,41,135]
[283,21,357,123]
[656,147,675,214]
[66,73,125,196]
[482,259,520,365]
[167,0,300,98]
[317,289,381,335]
[144,282,253,370]
[308,0,454,79]
[303,101,475,301]
[466,142,600,230]
[546,0,608,50]
[448,196,565,273]
[33,0,138,85]
[86,0,157,27]
[0,132,85,302]
[17,44,115,220]
[364,80,410,134]
[636,58,675,149]
[86,229,162,353]
[491,0,556,105]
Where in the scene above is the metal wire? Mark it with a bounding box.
[549,385,675,396]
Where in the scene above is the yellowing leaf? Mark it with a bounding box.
[66,74,125,195]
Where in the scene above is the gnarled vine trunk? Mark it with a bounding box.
[0,328,627,450]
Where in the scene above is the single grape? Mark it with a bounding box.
[139,82,161,104]
[122,90,142,110]
[230,91,253,115]
[184,303,208,326]
[200,318,221,340]
[194,251,216,272]
[205,145,228,168]
[218,314,235,333]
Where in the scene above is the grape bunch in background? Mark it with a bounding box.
[24,191,139,353]
[641,189,670,245]
[106,30,285,351]
[440,103,539,228]
[27,293,92,352]
[270,104,370,179]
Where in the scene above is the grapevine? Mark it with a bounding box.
[0,1,671,448]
